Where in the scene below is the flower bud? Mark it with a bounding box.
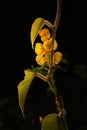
[39,28,51,42]
[35,43,45,55]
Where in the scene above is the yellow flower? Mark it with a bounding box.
[53,52,62,65]
[35,43,45,55]
[35,54,46,65]
[43,37,58,52]
[34,28,61,66]
[39,28,51,42]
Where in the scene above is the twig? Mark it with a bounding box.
[47,0,63,116]
[47,0,61,80]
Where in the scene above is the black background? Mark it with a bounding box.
[0,0,87,130]
[0,0,87,96]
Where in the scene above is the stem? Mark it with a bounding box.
[47,0,61,83]
[54,0,61,33]
[47,0,63,116]
[36,72,47,82]
[48,0,61,72]
[44,20,54,30]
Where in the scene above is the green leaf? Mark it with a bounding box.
[41,113,68,130]
[18,69,35,117]
[30,17,54,49]
[30,17,45,49]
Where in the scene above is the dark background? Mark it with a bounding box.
[0,0,87,130]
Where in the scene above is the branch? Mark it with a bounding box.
[54,0,62,34]
[47,0,62,77]
[47,0,63,116]
[36,72,47,82]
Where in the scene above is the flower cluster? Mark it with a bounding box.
[34,28,62,66]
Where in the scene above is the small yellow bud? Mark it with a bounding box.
[35,54,46,65]
[53,52,62,65]
[35,43,45,55]
[39,28,50,36]
[49,38,58,50]
[43,38,58,52]
[39,28,51,42]
[41,33,51,42]
[43,39,52,52]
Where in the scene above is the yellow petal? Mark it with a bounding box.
[43,38,58,52]
[53,52,62,64]
[35,54,46,65]
[35,43,45,55]
[39,28,51,42]
[39,28,50,36]
[43,39,52,52]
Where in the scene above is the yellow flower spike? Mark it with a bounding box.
[35,43,45,55]
[39,28,51,42]
[43,37,58,52]
[35,54,46,65]
[53,51,62,65]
